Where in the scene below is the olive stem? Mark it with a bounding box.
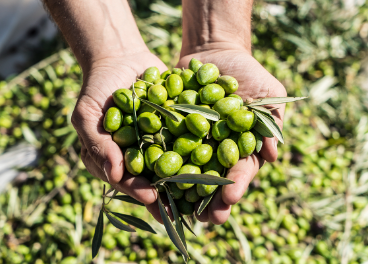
[159,127,167,151]
[136,78,154,86]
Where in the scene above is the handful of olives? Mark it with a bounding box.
[103,58,302,216]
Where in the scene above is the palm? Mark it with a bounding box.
[72,52,167,205]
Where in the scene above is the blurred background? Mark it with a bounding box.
[0,0,368,263]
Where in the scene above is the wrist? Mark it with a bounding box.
[180,0,253,57]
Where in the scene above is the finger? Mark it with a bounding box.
[145,194,174,224]
[194,201,209,222]
[146,201,163,224]
[221,154,264,205]
[208,188,231,225]
[82,150,158,205]
[81,149,108,182]
[71,96,125,185]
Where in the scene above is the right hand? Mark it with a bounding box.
[71,51,167,205]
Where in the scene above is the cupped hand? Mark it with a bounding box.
[150,46,287,225]
[71,51,167,205]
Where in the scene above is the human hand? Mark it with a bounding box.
[71,52,168,205]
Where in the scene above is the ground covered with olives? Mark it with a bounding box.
[104,58,267,216]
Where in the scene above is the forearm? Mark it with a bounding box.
[43,0,148,73]
[181,0,253,56]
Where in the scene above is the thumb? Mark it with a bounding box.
[72,97,125,184]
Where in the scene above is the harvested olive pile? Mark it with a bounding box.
[103,58,303,218]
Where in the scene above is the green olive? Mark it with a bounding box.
[142,66,160,83]
[153,129,173,146]
[196,63,220,85]
[185,113,210,138]
[185,186,200,203]
[173,133,202,157]
[124,148,145,175]
[147,85,168,105]
[168,182,184,199]
[217,75,239,94]
[137,112,162,133]
[191,144,212,165]
[134,88,147,99]
[178,90,200,105]
[199,84,225,104]
[240,106,248,111]
[113,88,141,113]
[172,68,183,75]
[199,104,211,109]
[203,153,224,174]
[189,58,203,73]
[103,107,123,132]
[137,103,156,115]
[166,112,189,137]
[227,110,256,132]
[211,120,231,141]
[122,114,134,126]
[175,197,194,215]
[238,131,256,158]
[154,151,183,178]
[213,97,241,119]
[160,70,172,80]
[162,99,176,112]
[152,175,165,192]
[217,139,239,168]
[112,126,138,147]
[153,79,166,86]
[144,144,164,171]
[180,69,201,91]
[176,163,201,190]
[165,74,183,98]
[197,170,220,197]
[227,94,243,108]
[131,80,147,91]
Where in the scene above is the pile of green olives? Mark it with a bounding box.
[103,58,260,216]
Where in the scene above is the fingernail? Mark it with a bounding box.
[103,161,112,182]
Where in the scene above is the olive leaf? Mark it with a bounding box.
[131,85,141,143]
[139,98,179,122]
[165,186,186,248]
[169,104,220,121]
[112,195,144,206]
[253,120,274,138]
[180,215,196,237]
[228,215,252,263]
[157,195,189,261]
[246,96,307,106]
[155,174,235,185]
[197,187,218,215]
[254,111,284,144]
[248,105,272,115]
[253,130,264,153]
[112,212,156,234]
[92,209,104,259]
[105,212,136,232]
